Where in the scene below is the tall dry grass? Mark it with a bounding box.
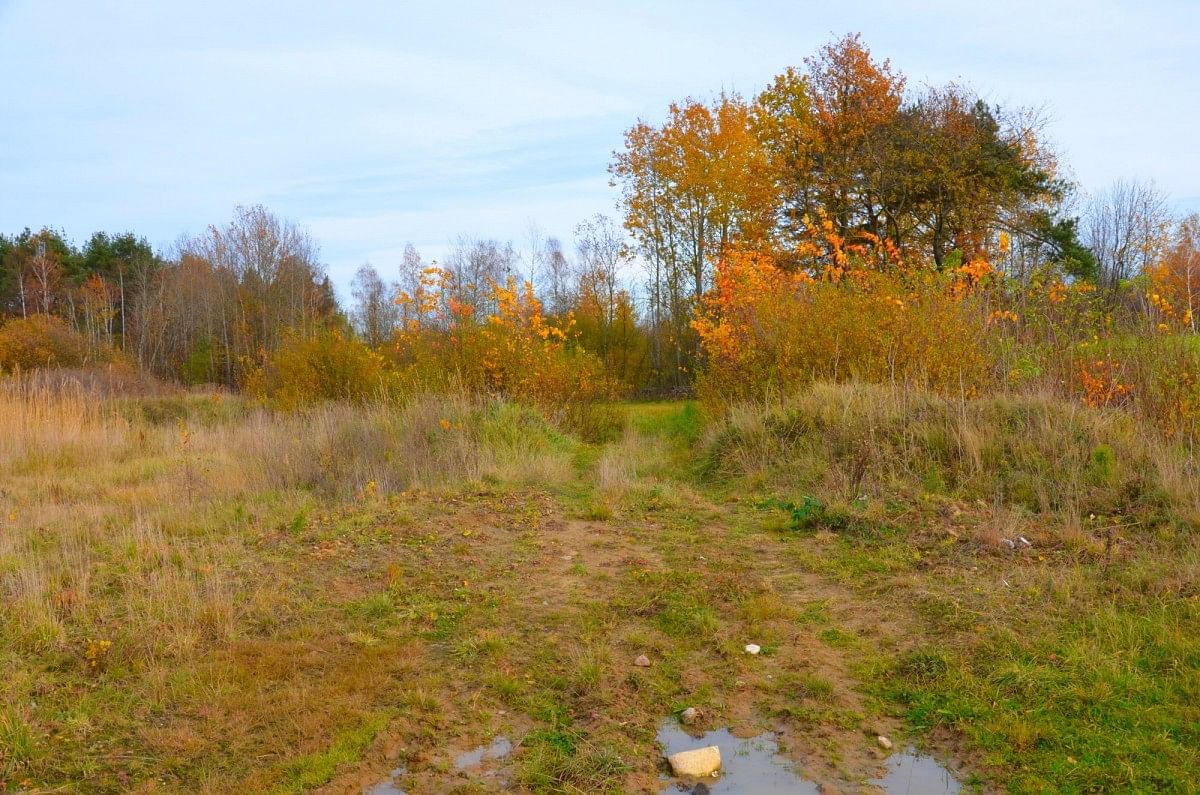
[702,381,1200,540]
[0,377,573,665]
[0,376,131,468]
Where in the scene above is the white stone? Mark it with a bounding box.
[744,643,761,655]
[680,707,699,725]
[877,735,894,750]
[668,745,722,777]
[634,654,651,667]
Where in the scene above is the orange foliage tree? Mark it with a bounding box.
[1148,214,1199,333]
[611,93,778,388]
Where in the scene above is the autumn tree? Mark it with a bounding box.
[442,236,518,319]
[611,93,775,387]
[78,231,160,352]
[537,236,575,317]
[753,35,1063,271]
[779,33,905,247]
[0,230,73,318]
[1149,213,1200,331]
[572,214,650,388]
[156,206,337,385]
[351,264,399,346]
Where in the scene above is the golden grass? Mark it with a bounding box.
[0,375,582,791]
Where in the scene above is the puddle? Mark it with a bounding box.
[657,722,819,794]
[659,721,961,794]
[363,766,406,795]
[453,735,512,769]
[869,746,960,794]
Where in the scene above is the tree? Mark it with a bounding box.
[1,230,72,318]
[1150,213,1200,331]
[571,214,648,387]
[163,206,336,385]
[611,93,775,387]
[786,33,905,246]
[1085,179,1170,292]
[754,37,1060,271]
[574,214,626,356]
[79,231,159,351]
[442,236,518,318]
[351,264,399,346]
[537,237,575,317]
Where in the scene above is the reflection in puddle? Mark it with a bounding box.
[454,735,512,769]
[869,746,960,794]
[657,722,820,794]
[363,766,406,795]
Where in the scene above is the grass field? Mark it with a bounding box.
[1,380,1198,793]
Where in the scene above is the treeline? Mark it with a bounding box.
[0,206,340,385]
[2,34,1197,399]
[0,205,652,399]
[349,213,650,392]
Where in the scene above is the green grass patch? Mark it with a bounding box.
[875,598,1200,792]
[270,712,391,794]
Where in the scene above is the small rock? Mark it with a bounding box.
[634,654,651,667]
[680,707,700,725]
[876,735,894,751]
[668,745,722,777]
[744,643,761,655]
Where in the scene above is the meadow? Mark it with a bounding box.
[2,369,1197,793]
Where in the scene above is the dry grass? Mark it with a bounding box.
[0,376,579,791]
[704,381,1200,540]
[5,377,1198,793]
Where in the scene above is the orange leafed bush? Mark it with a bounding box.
[692,235,990,410]
[0,314,105,373]
[1077,357,1134,409]
[392,273,620,433]
[253,328,392,409]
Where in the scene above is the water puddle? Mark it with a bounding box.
[657,722,819,794]
[453,735,512,769]
[659,720,961,794]
[363,766,406,795]
[869,746,960,794]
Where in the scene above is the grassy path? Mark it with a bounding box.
[300,404,962,793]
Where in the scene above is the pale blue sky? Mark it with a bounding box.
[2,1,1198,295]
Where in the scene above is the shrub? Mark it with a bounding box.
[0,315,100,373]
[254,328,392,409]
[391,273,621,436]
[692,245,990,411]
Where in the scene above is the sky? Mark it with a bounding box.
[2,0,1198,297]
